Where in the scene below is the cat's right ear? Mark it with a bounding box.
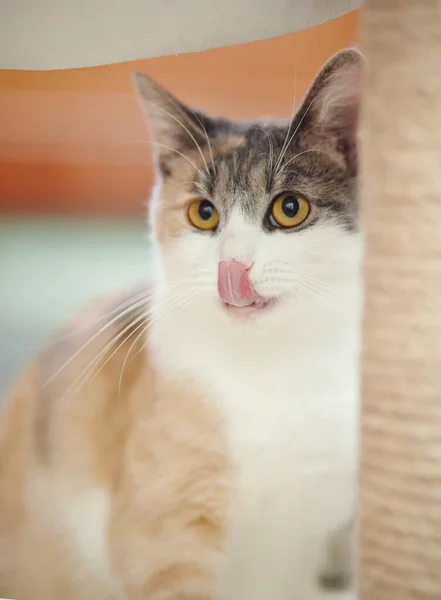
[133,73,211,175]
[293,48,364,176]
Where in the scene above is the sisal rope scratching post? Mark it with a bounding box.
[359,1,441,598]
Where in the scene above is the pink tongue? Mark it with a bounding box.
[218,260,257,307]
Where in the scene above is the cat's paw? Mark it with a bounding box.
[318,570,351,591]
[318,519,354,592]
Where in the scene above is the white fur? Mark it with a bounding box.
[150,209,362,600]
[61,488,113,582]
[28,473,116,590]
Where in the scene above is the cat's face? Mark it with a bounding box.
[134,49,362,324]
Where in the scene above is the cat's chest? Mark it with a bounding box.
[151,316,358,598]
[214,352,357,483]
[153,316,358,466]
[213,352,357,600]
[162,323,358,477]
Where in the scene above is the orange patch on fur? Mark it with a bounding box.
[0,288,231,600]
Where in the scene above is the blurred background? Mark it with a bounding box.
[0,10,359,397]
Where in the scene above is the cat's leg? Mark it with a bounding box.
[110,485,225,600]
[122,562,217,600]
[111,518,222,600]
[109,435,228,600]
[318,519,354,593]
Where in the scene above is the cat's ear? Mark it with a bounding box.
[133,72,212,175]
[293,48,363,175]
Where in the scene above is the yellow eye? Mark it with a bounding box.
[187,199,219,231]
[270,193,310,228]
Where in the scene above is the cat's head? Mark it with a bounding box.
[134,49,362,325]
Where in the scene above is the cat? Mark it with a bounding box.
[0,48,362,600]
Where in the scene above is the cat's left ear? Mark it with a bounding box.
[294,48,363,175]
[133,72,215,176]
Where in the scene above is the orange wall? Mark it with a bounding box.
[0,11,359,215]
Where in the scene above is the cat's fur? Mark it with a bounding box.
[0,49,362,600]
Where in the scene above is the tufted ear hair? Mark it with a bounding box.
[133,72,217,177]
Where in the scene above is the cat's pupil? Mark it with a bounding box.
[282,196,299,218]
[199,200,214,221]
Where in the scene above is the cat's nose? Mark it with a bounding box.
[218,260,257,307]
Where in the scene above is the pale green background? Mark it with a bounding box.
[0,217,153,399]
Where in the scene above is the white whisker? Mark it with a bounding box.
[258,128,275,179]
[44,278,205,387]
[277,148,331,177]
[141,99,210,178]
[37,290,150,348]
[119,139,205,180]
[117,322,150,404]
[61,275,211,401]
[59,309,150,404]
[128,288,200,371]
[192,111,216,177]
[274,97,316,177]
[287,279,343,312]
[44,295,150,386]
[118,286,203,389]
[274,51,300,177]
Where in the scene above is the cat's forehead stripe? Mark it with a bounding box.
[203,127,280,217]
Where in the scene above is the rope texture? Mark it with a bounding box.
[359,2,441,599]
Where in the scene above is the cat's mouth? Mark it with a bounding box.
[221,296,276,316]
[217,261,276,316]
